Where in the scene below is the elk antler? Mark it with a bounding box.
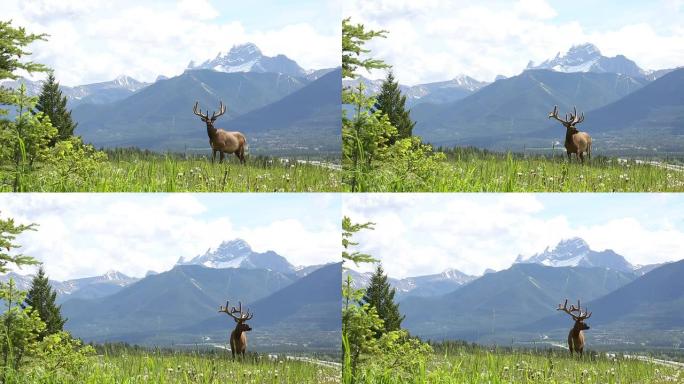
[548,105,584,127]
[548,105,569,125]
[219,300,253,322]
[570,106,584,126]
[557,299,592,321]
[210,101,227,120]
[193,101,209,119]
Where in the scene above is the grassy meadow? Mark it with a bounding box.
[357,345,684,384]
[356,148,684,192]
[17,350,341,384]
[1,151,341,192]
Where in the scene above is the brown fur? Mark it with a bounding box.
[567,320,590,356]
[229,322,252,359]
[564,128,592,163]
[549,106,592,164]
[194,101,247,164]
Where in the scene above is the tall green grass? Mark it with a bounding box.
[1,154,341,192]
[17,350,341,383]
[357,347,683,383]
[353,150,684,192]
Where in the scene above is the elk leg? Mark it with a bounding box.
[212,150,217,163]
[579,152,585,164]
[219,152,225,164]
[567,152,571,162]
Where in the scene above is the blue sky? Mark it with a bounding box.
[0,194,340,280]
[4,0,340,85]
[345,0,684,84]
[343,194,684,278]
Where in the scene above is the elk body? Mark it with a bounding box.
[193,101,247,164]
[219,301,254,359]
[557,299,592,356]
[548,106,592,163]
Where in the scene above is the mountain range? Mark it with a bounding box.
[2,43,340,156]
[1,75,149,108]
[348,237,681,348]
[187,43,308,78]
[526,43,646,78]
[4,239,340,351]
[350,43,682,155]
[345,268,476,301]
[176,239,296,274]
[0,270,139,303]
[514,237,634,272]
[343,74,488,107]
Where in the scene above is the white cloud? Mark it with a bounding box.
[343,194,684,278]
[7,0,340,85]
[0,194,338,280]
[344,0,684,84]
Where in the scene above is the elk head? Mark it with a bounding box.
[557,299,592,356]
[193,101,227,131]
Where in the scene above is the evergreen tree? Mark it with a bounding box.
[22,266,66,340]
[35,72,76,143]
[361,264,404,335]
[0,211,39,273]
[341,18,396,191]
[374,71,415,142]
[0,20,47,113]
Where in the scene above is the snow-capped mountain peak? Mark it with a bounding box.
[109,75,146,91]
[187,42,306,77]
[528,43,645,77]
[516,237,633,272]
[440,268,471,281]
[177,239,295,273]
[102,270,128,281]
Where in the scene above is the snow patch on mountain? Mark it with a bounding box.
[528,43,646,78]
[188,43,307,77]
[177,239,295,274]
[516,237,634,272]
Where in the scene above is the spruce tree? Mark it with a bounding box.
[362,264,404,336]
[35,71,76,143]
[22,266,66,340]
[374,71,415,142]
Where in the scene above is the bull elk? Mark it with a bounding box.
[557,299,592,356]
[219,300,254,359]
[548,105,592,163]
[193,101,247,164]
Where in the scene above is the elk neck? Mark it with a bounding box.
[571,322,583,336]
[565,127,578,144]
[206,122,218,142]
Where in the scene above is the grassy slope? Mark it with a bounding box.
[356,151,684,192]
[360,347,683,383]
[19,352,340,384]
[3,156,341,192]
